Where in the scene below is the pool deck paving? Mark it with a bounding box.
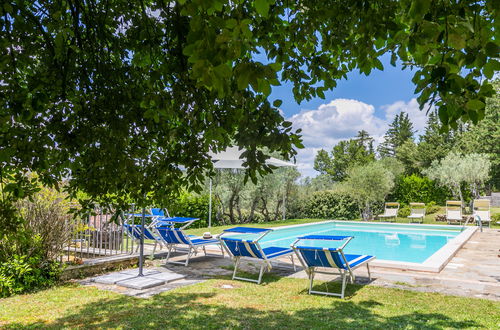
[82,227,500,300]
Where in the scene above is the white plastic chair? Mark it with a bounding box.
[446,201,463,224]
[473,199,491,228]
[378,202,399,222]
[408,203,426,223]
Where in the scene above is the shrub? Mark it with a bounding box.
[239,210,266,223]
[0,185,70,297]
[425,201,441,214]
[390,175,451,205]
[169,191,218,228]
[398,206,410,218]
[491,213,500,222]
[301,190,358,220]
[0,254,62,298]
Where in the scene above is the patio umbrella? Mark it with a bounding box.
[207,147,295,227]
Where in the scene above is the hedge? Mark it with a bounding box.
[300,190,359,220]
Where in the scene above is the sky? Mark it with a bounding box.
[269,55,430,178]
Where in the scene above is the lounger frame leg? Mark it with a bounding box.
[308,269,352,299]
[308,268,315,294]
[232,257,240,281]
[184,247,192,266]
[166,244,173,261]
[150,241,158,259]
[366,263,371,281]
[232,257,272,284]
[341,272,347,299]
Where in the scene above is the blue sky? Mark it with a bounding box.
[271,55,430,177]
[271,55,417,118]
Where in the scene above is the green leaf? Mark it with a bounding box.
[409,0,431,20]
[438,106,449,125]
[273,99,283,108]
[269,62,282,72]
[255,0,270,18]
[237,70,250,90]
[257,79,271,96]
[465,99,485,111]
[448,33,466,50]
[226,19,238,29]
[484,42,500,57]
[373,58,384,71]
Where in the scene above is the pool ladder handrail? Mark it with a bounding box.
[463,215,482,232]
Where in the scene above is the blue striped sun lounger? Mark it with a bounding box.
[123,223,164,254]
[156,226,223,266]
[291,235,375,298]
[219,227,296,284]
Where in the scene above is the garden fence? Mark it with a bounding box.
[60,207,136,264]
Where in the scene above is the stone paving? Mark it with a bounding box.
[82,228,500,300]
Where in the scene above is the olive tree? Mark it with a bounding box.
[341,161,396,220]
[214,166,300,223]
[424,152,491,209]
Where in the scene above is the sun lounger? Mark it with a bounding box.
[473,199,491,228]
[151,208,169,217]
[408,202,426,223]
[219,227,295,284]
[291,235,375,298]
[446,201,463,224]
[156,225,223,266]
[123,223,163,254]
[377,202,399,222]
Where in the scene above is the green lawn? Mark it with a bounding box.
[1,276,499,329]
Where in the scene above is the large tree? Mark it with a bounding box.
[314,131,375,181]
[341,161,396,220]
[378,112,415,158]
[454,80,500,191]
[1,0,498,215]
[416,111,460,169]
[424,152,491,208]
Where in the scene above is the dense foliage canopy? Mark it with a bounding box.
[1,0,498,214]
[314,130,375,181]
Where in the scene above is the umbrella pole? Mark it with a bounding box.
[282,187,286,221]
[139,207,145,277]
[208,178,212,228]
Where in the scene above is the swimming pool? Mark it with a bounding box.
[224,221,477,272]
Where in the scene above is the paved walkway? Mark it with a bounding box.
[83,228,500,300]
[286,228,500,300]
[332,228,500,300]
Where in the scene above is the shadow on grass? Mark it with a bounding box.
[4,282,479,329]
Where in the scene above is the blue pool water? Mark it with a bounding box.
[227,221,462,263]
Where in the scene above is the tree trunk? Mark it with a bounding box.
[362,202,372,221]
[273,199,282,222]
[260,197,270,221]
[228,193,235,224]
[248,197,259,223]
[236,195,243,223]
[457,185,464,211]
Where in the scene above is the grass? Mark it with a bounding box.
[1,276,499,329]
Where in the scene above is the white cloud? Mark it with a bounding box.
[288,98,428,178]
[381,98,429,137]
